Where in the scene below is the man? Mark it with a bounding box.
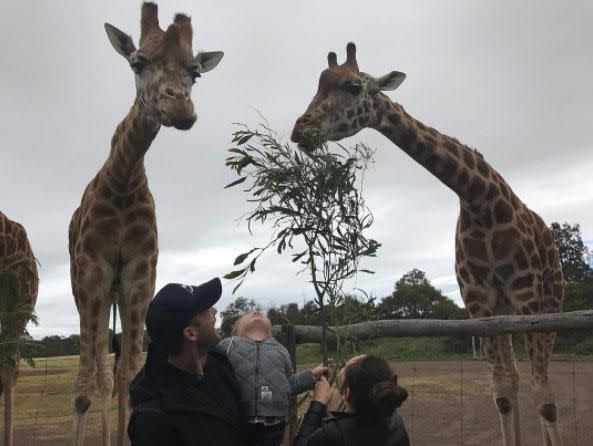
[127,278,246,445]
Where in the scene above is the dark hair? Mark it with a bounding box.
[345,355,408,417]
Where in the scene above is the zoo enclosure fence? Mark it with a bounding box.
[274,310,593,446]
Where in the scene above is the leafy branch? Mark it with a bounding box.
[224,123,380,363]
[0,256,39,368]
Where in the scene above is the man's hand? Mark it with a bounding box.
[313,376,334,405]
[311,364,329,379]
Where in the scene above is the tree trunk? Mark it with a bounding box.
[319,297,328,366]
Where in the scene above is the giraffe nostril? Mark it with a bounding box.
[164,87,177,98]
[299,114,313,124]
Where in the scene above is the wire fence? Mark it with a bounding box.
[277,312,593,446]
[286,356,592,446]
[2,318,593,445]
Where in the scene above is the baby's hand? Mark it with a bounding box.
[312,364,329,379]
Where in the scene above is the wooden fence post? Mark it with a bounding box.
[281,324,297,446]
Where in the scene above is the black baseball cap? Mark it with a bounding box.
[146,278,222,343]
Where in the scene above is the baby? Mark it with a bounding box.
[217,311,327,446]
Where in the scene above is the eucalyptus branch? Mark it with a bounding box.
[224,123,380,364]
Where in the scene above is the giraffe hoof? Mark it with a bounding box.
[539,403,557,422]
[74,395,91,414]
[495,397,512,415]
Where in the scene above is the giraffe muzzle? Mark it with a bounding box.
[291,115,323,152]
[159,98,197,130]
[171,114,197,130]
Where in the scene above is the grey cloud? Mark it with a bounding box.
[1,1,591,337]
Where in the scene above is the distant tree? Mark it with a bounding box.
[220,297,260,337]
[550,222,592,282]
[379,269,449,319]
[431,298,468,320]
[563,280,593,312]
[285,303,301,324]
[328,293,377,325]
[266,306,288,326]
[300,300,321,325]
[266,302,303,326]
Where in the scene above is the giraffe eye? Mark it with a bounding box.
[189,64,202,84]
[341,82,362,96]
[130,55,148,74]
[130,61,144,74]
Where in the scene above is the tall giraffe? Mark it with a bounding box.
[291,43,564,446]
[68,4,223,446]
[0,212,38,446]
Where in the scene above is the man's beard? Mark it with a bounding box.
[197,327,221,353]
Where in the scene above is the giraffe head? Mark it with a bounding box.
[104,3,224,130]
[291,43,406,151]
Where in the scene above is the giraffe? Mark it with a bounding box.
[0,212,38,446]
[68,4,223,445]
[291,43,564,446]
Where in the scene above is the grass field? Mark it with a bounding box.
[3,339,593,445]
[296,336,593,364]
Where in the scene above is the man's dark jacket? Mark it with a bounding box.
[294,400,409,446]
[127,351,246,446]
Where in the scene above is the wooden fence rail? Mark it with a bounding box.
[272,310,593,344]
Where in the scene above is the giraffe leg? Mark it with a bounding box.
[95,304,114,446]
[72,312,96,446]
[115,283,152,446]
[1,367,16,446]
[524,332,563,446]
[2,317,26,446]
[481,335,521,446]
[72,266,112,446]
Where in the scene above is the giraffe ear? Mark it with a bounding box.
[195,51,224,73]
[104,23,137,60]
[376,71,406,91]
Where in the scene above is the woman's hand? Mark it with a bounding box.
[313,376,334,405]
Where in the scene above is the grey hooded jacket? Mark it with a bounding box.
[216,336,316,419]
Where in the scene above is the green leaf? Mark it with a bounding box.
[233,248,258,265]
[224,269,246,280]
[269,206,299,215]
[292,251,307,262]
[292,227,313,235]
[224,177,247,189]
[237,134,253,145]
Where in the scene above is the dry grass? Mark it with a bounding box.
[3,356,592,445]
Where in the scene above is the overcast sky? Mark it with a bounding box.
[1,1,592,338]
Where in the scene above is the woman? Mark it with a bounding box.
[294,355,409,446]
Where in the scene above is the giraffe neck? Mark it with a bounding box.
[372,96,502,210]
[102,100,160,192]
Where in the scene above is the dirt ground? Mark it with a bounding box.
[392,360,593,446]
[5,359,593,445]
